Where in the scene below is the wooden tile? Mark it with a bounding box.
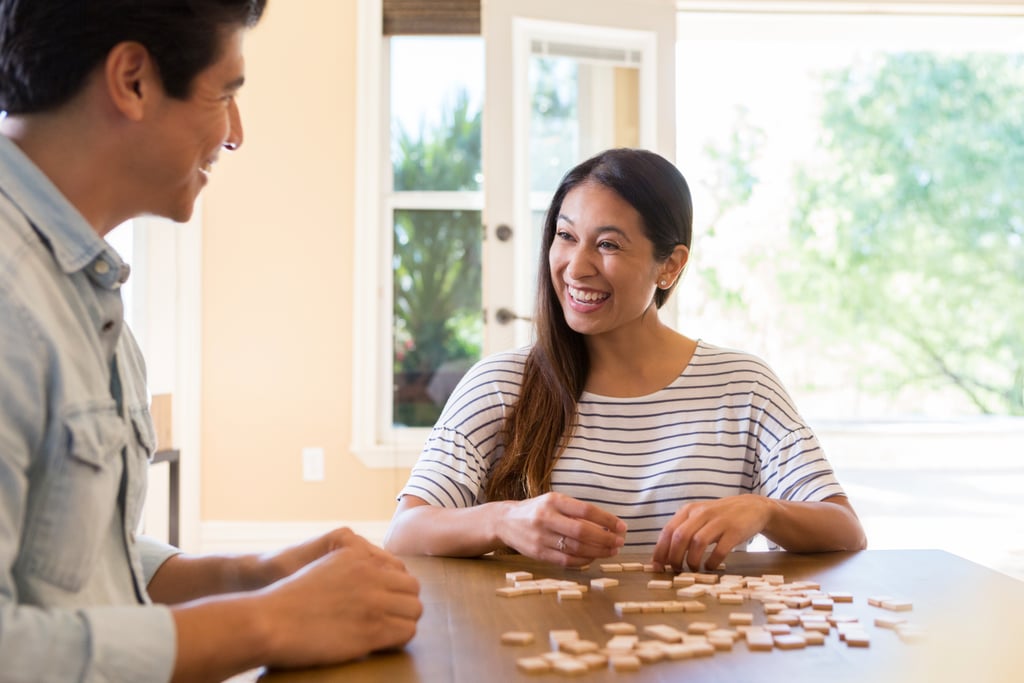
[718,592,745,605]
[708,635,735,651]
[745,629,775,651]
[591,577,619,590]
[603,622,637,635]
[729,612,755,625]
[644,624,683,643]
[880,599,913,612]
[774,634,806,650]
[634,646,666,664]
[875,616,908,630]
[609,654,642,671]
[516,656,551,674]
[811,597,834,611]
[560,639,599,655]
[688,621,719,635]
[803,630,827,646]
[500,631,535,646]
[551,658,589,676]
[677,585,708,599]
[845,631,871,648]
[577,652,608,670]
[549,629,579,648]
[606,635,639,651]
[614,602,643,615]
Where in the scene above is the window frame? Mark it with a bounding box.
[353,0,485,466]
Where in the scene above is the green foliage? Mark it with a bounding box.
[698,106,766,311]
[783,52,1024,414]
[393,90,481,192]
[392,91,483,425]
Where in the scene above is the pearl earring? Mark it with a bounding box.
[659,279,668,287]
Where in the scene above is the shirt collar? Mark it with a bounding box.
[0,132,129,287]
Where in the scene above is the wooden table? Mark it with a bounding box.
[259,550,1023,682]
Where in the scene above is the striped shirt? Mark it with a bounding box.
[399,340,846,550]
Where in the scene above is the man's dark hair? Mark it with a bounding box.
[0,0,267,114]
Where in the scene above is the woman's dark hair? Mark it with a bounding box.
[484,148,694,502]
[0,0,267,113]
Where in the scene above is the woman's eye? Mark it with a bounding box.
[555,230,574,241]
[598,240,619,251]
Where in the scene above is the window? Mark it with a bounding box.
[389,37,484,429]
[352,0,671,465]
[676,4,1024,576]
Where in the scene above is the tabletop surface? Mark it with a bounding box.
[259,549,1023,683]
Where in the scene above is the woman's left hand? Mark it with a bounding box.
[652,494,773,571]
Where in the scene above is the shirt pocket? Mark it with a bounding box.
[22,409,128,592]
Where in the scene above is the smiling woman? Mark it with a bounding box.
[384,148,866,570]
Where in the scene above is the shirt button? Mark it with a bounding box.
[94,260,110,275]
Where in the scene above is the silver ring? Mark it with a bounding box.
[557,536,567,552]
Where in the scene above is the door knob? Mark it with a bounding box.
[495,308,531,325]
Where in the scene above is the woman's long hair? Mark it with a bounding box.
[484,148,694,502]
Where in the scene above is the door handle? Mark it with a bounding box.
[495,308,531,325]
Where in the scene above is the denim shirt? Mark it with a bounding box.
[0,133,178,682]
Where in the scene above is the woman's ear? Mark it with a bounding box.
[104,42,157,122]
[658,244,690,287]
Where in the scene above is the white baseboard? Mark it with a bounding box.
[197,520,391,554]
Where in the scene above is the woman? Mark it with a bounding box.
[384,148,866,570]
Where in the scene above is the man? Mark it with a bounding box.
[0,2,422,681]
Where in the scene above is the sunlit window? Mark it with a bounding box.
[677,8,1024,577]
[389,37,484,428]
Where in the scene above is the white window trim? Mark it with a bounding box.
[352,0,402,467]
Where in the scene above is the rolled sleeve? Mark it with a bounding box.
[83,604,177,683]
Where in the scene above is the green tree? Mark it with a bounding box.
[783,52,1024,414]
[392,90,483,426]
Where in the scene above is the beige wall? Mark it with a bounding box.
[200,0,409,522]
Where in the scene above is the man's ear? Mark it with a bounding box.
[104,42,158,122]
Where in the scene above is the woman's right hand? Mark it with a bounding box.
[497,492,627,567]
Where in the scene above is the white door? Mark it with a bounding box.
[482,0,677,351]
